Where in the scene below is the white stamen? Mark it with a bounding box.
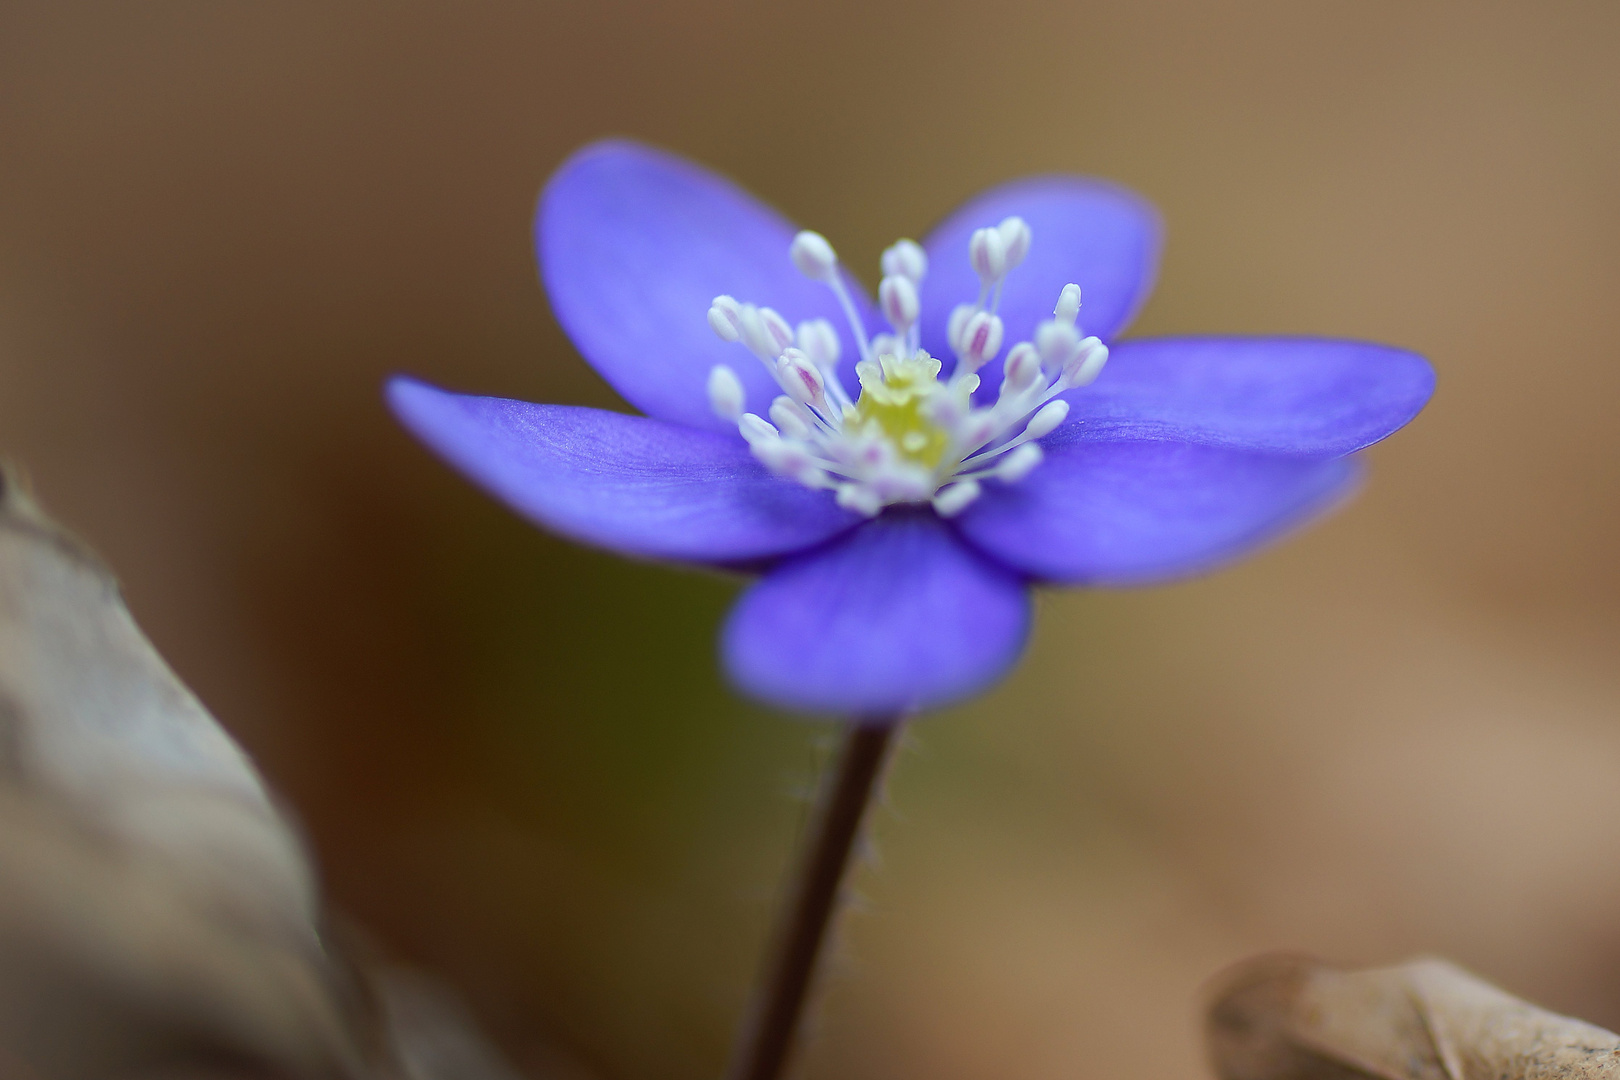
[997,442,1044,481]
[956,409,1000,452]
[761,308,794,352]
[932,480,982,517]
[871,462,934,502]
[836,483,883,517]
[957,312,1004,371]
[1054,283,1081,326]
[1024,399,1069,439]
[947,303,977,357]
[774,348,827,410]
[738,412,779,445]
[790,230,839,282]
[881,239,928,283]
[969,227,1007,283]
[707,226,1090,513]
[1002,342,1042,394]
[796,318,841,370]
[737,305,782,361]
[1034,319,1080,369]
[755,438,827,487]
[925,389,967,429]
[1064,337,1109,387]
[769,396,813,440]
[708,295,743,342]
[997,217,1031,271]
[788,461,831,488]
[707,364,745,421]
[879,274,920,335]
[828,274,876,366]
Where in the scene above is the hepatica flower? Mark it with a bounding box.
[388,140,1432,718]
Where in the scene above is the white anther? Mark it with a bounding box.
[997,442,1044,481]
[957,312,1004,371]
[774,347,827,410]
[786,461,830,487]
[879,274,920,334]
[870,333,904,360]
[708,295,743,342]
[755,439,825,486]
[969,227,1008,282]
[925,390,968,429]
[790,230,839,282]
[932,480,982,517]
[1035,319,1081,368]
[881,239,928,283]
[754,441,795,476]
[852,428,897,469]
[958,410,999,448]
[737,305,779,361]
[707,364,745,421]
[753,438,796,469]
[769,396,812,440]
[761,308,794,352]
[1054,283,1081,327]
[872,464,934,503]
[1065,337,1109,387]
[738,413,779,445]
[1002,342,1042,393]
[1024,399,1070,439]
[947,304,977,356]
[996,217,1031,271]
[796,318,841,369]
[836,484,883,517]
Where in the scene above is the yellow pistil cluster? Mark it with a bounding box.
[848,353,955,468]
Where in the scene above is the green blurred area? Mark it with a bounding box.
[2,3,1619,1079]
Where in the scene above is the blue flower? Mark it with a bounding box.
[387,140,1433,718]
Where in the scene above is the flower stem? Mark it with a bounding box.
[724,719,897,1080]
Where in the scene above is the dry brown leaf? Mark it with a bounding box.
[1208,954,1620,1080]
[0,464,359,1079]
[0,466,549,1080]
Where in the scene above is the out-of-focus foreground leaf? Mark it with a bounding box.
[0,466,535,1080]
[1208,954,1620,1080]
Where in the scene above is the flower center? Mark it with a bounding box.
[704,220,1110,518]
[853,353,951,468]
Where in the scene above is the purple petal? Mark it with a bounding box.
[388,377,857,563]
[538,140,872,433]
[722,513,1030,716]
[919,176,1162,396]
[953,440,1360,585]
[1064,336,1435,456]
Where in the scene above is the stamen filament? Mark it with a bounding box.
[959,427,1038,466]
[827,274,876,368]
[824,375,855,415]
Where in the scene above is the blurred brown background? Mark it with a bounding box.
[2,2,1618,1079]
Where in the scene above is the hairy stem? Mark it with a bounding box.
[724,719,897,1080]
